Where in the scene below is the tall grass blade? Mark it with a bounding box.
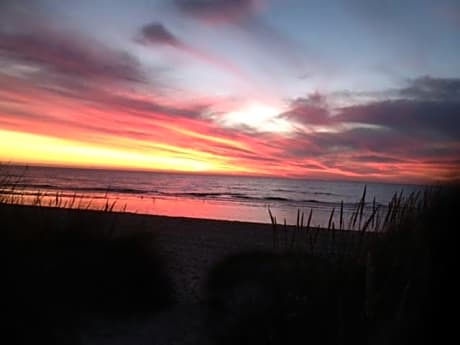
[339,200,343,231]
[358,185,367,230]
[328,207,335,230]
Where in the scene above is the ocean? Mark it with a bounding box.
[1,165,424,228]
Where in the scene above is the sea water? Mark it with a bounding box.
[1,165,424,228]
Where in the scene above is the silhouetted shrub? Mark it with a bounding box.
[205,251,350,345]
[0,205,174,344]
[365,186,458,345]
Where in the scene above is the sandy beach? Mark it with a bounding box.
[3,204,281,343]
[3,204,364,303]
[106,208,278,303]
[3,204,285,301]
[5,203,373,302]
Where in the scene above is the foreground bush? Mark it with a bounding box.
[205,251,365,345]
[0,205,174,344]
[364,186,457,345]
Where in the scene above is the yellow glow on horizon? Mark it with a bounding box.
[0,129,228,172]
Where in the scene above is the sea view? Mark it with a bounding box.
[2,165,424,228]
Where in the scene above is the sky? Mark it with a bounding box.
[0,0,459,183]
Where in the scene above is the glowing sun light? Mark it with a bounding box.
[222,103,293,133]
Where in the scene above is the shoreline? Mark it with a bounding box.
[1,164,426,228]
[0,190,358,226]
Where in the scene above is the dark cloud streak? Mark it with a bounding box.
[0,29,144,84]
[138,23,182,47]
[173,0,258,23]
[338,100,460,140]
[400,76,460,101]
[281,93,331,126]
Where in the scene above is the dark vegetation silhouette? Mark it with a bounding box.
[205,251,344,344]
[0,205,174,344]
[204,185,455,345]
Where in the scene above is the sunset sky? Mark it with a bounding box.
[1,0,459,183]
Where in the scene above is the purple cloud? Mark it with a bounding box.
[138,23,182,47]
[399,76,460,101]
[173,0,259,23]
[281,93,331,126]
[286,78,460,142]
[0,29,144,84]
[337,100,460,140]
